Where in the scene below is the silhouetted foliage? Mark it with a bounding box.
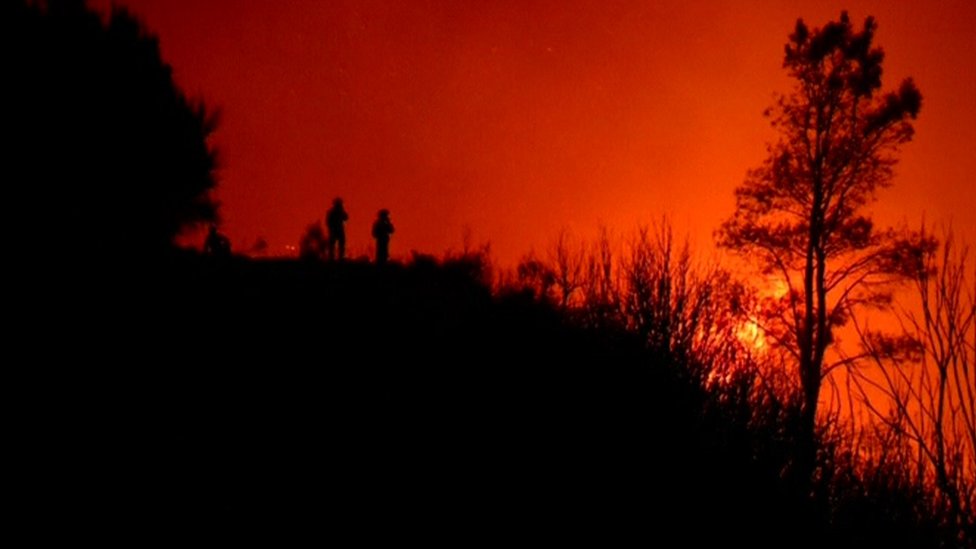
[5,0,218,264]
[299,221,328,261]
[249,236,269,256]
[579,225,623,331]
[24,3,967,544]
[505,221,971,546]
[717,11,927,449]
[37,228,966,546]
[851,227,976,540]
[515,252,558,304]
[203,225,231,258]
[547,229,586,308]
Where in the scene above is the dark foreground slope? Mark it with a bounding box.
[30,255,928,546]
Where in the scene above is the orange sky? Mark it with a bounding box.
[93,0,976,263]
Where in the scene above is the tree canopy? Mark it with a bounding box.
[4,0,219,262]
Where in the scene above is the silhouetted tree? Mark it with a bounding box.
[516,253,557,303]
[547,229,585,308]
[718,12,925,448]
[624,223,746,374]
[6,0,218,263]
[580,226,623,330]
[852,228,975,536]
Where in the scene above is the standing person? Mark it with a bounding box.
[371,209,394,265]
[325,197,348,261]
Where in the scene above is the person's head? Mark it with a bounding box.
[333,197,343,208]
[378,209,389,219]
[209,224,218,235]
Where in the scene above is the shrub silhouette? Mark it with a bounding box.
[5,0,218,264]
[44,245,967,546]
[299,221,329,261]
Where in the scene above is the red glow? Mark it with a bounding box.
[92,0,976,262]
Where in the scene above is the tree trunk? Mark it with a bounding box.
[798,178,827,482]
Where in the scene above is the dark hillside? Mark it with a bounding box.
[37,255,823,546]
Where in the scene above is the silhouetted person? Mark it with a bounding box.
[326,197,348,261]
[371,209,395,265]
[204,224,231,258]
